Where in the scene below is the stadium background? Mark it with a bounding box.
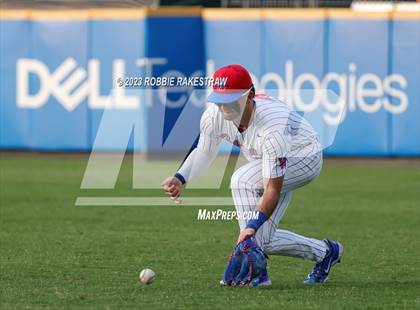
[1,1,419,156]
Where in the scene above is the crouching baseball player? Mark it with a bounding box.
[161,64,343,287]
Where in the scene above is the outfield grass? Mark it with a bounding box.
[0,153,419,309]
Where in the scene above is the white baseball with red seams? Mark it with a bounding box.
[139,268,156,284]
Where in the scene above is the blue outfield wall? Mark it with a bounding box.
[325,18,390,156]
[0,9,419,156]
[391,18,420,156]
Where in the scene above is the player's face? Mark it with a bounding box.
[219,102,241,120]
[219,94,248,121]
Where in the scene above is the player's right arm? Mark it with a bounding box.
[161,106,221,202]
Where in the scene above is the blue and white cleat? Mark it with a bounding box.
[303,239,343,284]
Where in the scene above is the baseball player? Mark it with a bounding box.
[161,64,343,286]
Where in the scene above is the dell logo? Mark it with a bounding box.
[16,58,139,111]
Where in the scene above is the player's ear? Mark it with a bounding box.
[247,85,255,103]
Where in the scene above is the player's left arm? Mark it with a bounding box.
[237,176,283,243]
[260,176,284,215]
[237,132,288,244]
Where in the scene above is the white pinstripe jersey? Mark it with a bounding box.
[197,94,321,179]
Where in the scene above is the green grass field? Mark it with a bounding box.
[0,153,419,309]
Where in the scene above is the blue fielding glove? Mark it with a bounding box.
[222,237,268,286]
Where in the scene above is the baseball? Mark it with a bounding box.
[139,268,156,284]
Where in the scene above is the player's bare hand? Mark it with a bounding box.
[237,228,256,244]
[161,176,183,201]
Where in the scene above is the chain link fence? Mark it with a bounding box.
[0,0,417,9]
[222,0,417,8]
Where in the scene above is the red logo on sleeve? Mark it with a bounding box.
[277,157,287,169]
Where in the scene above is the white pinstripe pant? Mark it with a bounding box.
[231,151,327,263]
